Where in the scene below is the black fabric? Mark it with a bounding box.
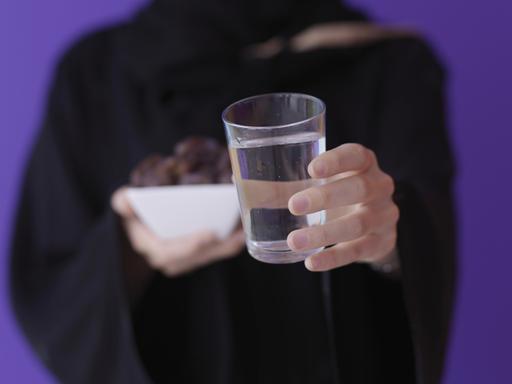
[9,2,456,384]
[119,0,365,84]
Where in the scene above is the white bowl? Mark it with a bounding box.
[125,184,240,239]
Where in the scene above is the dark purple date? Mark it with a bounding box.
[130,137,232,187]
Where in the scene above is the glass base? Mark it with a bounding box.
[247,239,323,264]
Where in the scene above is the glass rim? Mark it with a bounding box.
[222,92,326,130]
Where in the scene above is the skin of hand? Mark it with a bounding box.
[111,188,246,277]
[287,143,399,272]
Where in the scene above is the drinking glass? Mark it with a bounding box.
[222,93,326,263]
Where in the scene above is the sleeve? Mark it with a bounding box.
[373,38,457,384]
[8,47,152,384]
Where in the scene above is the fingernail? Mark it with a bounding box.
[312,160,327,177]
[291,232,308,250]
[291,195,309,213]
[305,257,317,271]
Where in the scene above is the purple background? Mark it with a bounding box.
[1,0,510,383]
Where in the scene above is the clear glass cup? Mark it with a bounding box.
[222,93,326,264]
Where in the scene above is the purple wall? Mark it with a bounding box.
[1,0,511,383]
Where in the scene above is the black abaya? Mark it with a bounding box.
[10,1,456,383]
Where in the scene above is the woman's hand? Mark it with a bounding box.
[111,188,246,277]
[287,143,399,272]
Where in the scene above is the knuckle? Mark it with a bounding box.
[352,214,368,238]
[390,205,400,223]
[349,143,366,158]
[382,174,395,195]
[367,149,377,163]
[351,144,369,165]
[355,175,372,200]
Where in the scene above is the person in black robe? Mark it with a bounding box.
[9,0,456,383]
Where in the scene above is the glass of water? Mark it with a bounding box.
[222,93,326,264]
